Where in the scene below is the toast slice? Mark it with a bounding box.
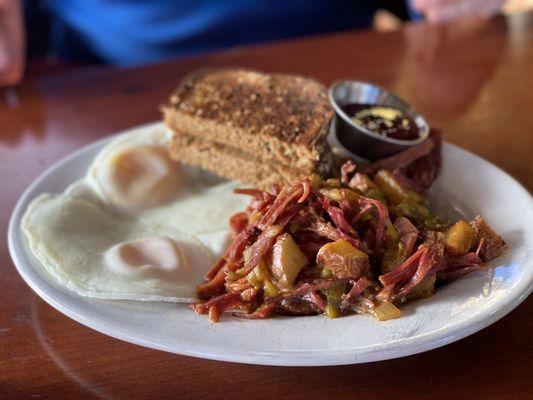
[171,132,308,189]
[163,68,333,177]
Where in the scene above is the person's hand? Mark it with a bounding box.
[0,0,24,86]
[412,0,506,23]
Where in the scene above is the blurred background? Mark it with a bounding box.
[1,0,533,87]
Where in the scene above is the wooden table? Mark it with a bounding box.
[2,13,532,400]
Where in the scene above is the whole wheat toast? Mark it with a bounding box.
[163,68,334,187]
[171,132,306,189]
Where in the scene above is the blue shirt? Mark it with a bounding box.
[41,0,377,65]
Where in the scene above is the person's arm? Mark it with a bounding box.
[0,0,24,86]
[412,0,505,23]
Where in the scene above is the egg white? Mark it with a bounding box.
[80,126,249,235]
[21,125,250,302]
[22,194,215,302]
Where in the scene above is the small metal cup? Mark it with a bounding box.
[328,81,429,161]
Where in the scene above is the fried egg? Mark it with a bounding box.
[81,125,248,235]
[21,125,249,302]
[22,194,214,301]
[87,126,183,212]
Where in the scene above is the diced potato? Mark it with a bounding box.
[316,239,369,279]
[374,301,401,321]
[406,273,436,300]
[469,216,507,261]
[271,233,308,286]
[374,170,408,205]
[445,220,476,255]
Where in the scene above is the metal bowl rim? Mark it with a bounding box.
[328,80,430,147]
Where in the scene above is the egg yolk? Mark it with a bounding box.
[104,236,190,281]
[99,146,182,211]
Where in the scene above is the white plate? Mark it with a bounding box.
[8,122,533,366]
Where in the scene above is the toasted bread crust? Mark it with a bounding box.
[163,68,333,172]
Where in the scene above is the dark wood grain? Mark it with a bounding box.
[1,13,532,400]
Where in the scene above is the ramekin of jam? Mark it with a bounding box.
[328,81,429,161]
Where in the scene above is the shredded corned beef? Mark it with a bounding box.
[229,212,248,237]
[364,130,442,191]
[323,199,359,238]
[394,217,419,257]
[259,183,303,228]
[192,155,505,322]
[359,197,389,252]
[233,303,277,319]
[341,160,357,185]
[342,277,371,306]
